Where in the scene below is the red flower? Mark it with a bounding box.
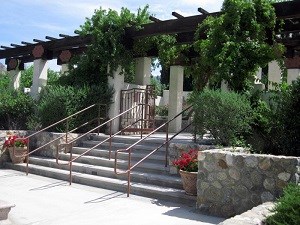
[172,149,198,172]
[3,135,28,148]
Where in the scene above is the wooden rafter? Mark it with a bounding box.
[172,12,184,19]
[198,7,209,15]
[0,1,299,61]
[45,36,57,41]
[149,16,161,23]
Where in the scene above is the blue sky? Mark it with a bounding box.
[0,0,223,71]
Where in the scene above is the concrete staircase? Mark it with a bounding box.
[4,133,196,205]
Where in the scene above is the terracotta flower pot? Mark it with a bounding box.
[179,170,197,196]
[8,147,27,164]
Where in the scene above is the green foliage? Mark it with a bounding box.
[20,65,60,89]
[65,6,151,85]
[194,0,284,93]
[0,89,35,129]
[0,72,10,90]
[266,184,300,225]
[150,76,167,97]
[37,85,112,132]
[250,78,300,156]
[155,105,168,117]
[189,89,253,146]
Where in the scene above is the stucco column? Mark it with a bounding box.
[30,59,48,99]
[268,61,281,90]
[168,65,183,133]
[135,57,151,85]
[108,66,124,134]
[221,80,229,92]
[61,64,69,74]
[254,67,265,91]
[9,69,21,90]
[287,69,300,85]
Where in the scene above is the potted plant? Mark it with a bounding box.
[172,149,198,195]
[3,134,28,164]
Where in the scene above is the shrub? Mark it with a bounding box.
[251,79,300,156]
[37,85,113,132]
[266,184,300,225]
[0,90,35,129]
[189,89,253,146]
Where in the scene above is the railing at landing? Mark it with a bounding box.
[10,103,107,175]
[114,105,193,197]
[54,103,151,184]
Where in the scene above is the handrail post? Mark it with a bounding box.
[66,119,69,143]
[26,137,29,175]
[109,121,112,160]
[165,123,169,167]
[127,148,132,197]
[140,104,144,139]
[69,145,73,185]
[97,104,100,135]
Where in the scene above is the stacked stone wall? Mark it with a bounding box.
[197,149,299,218]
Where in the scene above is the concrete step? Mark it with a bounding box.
[26,156,182,189]
[72,147,166,164]
[5,162,196,205]
[88,133,194,145]
[57,153,169,174]
[80,140,167,154]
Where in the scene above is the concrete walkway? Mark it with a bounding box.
[0,169,224,225]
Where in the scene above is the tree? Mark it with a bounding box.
[194,0,284,93]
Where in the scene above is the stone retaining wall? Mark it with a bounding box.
[197,149,299,218]
[0,130,85,165]
[219,202,274,225]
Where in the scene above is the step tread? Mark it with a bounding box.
[72,146,166,160]
[5,162,195,204]
[81,140,166,152]
[28,156,181,183]
[59,153,168,172]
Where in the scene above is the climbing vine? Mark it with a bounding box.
[193,0,284,93]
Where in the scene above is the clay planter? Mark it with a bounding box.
[179,170,197,196]
[8,147,27,164]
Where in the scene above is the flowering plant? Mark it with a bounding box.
[4,135,28,148]
[172,149,198,172]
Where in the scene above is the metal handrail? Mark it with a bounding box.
[54,103,151,185]
[114,105,193,197]
[9,103,107,175]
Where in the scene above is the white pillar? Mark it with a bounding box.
[221,80,229,92]
[287,69,300,85]
[254,67,265,91]
[268,61,281,90]
[135,57,151,85]
[30,59,48,99]
[255,67,262,83]
[168,65,183,133]
[9,69,21,90]
[108,66,124,134]
[61,64,69,74]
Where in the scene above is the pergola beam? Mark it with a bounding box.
[45,36,57,41]
[11,43,22,47]
[172,12,184,19]
[149,16,161,23]
[21,41,32,45]
[198,7,209,15]
[33,39,44,43]
[59,34,70,38]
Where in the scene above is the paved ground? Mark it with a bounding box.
[0,169,224,225]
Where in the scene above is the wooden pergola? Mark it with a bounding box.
[0,1,299,71]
